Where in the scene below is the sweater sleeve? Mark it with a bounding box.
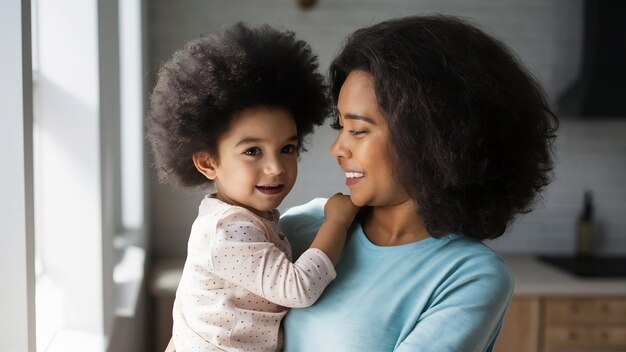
[395,257,514,352]
[210,207,336,308]
[278,198,327,260]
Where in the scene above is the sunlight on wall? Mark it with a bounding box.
[33,0,104,349]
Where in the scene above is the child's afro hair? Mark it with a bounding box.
[148,23,330,188]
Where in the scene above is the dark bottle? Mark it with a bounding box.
[576,191,594,258]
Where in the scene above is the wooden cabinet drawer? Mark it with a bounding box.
[494,297,540,352]
[544,326,626,351]
[544,297,626,325]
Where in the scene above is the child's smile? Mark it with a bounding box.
[255,184,286,195]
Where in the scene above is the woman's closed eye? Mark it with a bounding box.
[349,129,367,136]
[331,115,368,136]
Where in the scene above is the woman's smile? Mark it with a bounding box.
[331,70,411,208]
[344,171,365,186]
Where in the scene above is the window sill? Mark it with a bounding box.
[113,230,146,317]
[36,232,146,352]
[44,330,107,352]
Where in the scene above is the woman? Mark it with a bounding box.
[278,15,557,351]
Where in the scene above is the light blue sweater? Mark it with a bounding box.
[278,198,514,352]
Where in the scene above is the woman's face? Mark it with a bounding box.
[331,70,411,208]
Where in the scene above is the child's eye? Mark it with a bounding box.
[243,147,261,156]
[281,144,296,154]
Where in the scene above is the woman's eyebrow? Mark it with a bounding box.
[343,113,377,125]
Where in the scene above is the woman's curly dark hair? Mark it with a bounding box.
[330,15,558,240]
[148,23,330,188]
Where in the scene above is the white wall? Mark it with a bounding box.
[146,0,626,257]
[489,119,626,255]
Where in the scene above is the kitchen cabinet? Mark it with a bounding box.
[495,296,626,352]
[494,256,626,352]
[494,296,541,352]
[543,296,626,351]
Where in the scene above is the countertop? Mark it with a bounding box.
[150,256,626,297]
[502,255,626,296]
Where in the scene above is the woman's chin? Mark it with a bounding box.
[347,193,367,207]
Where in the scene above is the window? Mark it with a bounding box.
[28,0,146,350]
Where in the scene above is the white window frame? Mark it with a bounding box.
[3,0,147,350]
[0,1,36,351]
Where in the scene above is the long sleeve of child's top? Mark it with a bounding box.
[172,195,336,352]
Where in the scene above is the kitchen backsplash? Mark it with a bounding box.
[488,118,626,255]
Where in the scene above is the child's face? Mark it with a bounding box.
[203,106,298,217]
[331,70,411,208]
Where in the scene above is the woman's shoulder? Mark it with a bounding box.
[436,234,514,291]
[279,198,327,228]
[278,198,328,258]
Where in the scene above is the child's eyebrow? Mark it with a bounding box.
[343,113,377,125]
[235,137,262,146]
[235,135,298,147]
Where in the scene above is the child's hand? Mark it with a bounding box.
[312,193,359,265]
[324,193,360,229]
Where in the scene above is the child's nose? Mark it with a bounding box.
[264,155,285,175]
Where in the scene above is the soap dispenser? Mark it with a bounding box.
[576,190,595,258]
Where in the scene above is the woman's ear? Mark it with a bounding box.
[192,152,217,180]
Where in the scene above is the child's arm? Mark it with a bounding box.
[208,196,357,308]
[310,193,359,265]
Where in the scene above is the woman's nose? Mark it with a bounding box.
[330,132,349,159]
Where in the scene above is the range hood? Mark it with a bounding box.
[557,0,626,117]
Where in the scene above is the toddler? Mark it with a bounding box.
[147,23,357,351]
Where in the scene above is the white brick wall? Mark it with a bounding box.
[146,0,626,257]
[489,118,626,255]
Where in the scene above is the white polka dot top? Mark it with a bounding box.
[172,195,336,351]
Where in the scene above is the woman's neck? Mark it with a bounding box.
[361,199,430,246]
